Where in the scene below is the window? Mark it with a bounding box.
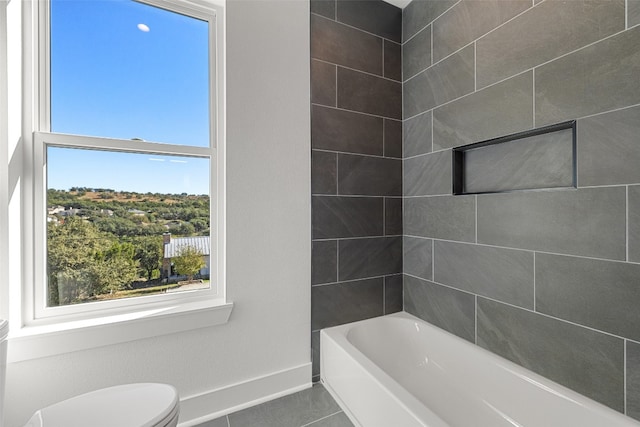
[23,0,226,327]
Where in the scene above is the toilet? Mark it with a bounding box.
[0,320,180,427]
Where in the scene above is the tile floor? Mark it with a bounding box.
[196,384,354,427]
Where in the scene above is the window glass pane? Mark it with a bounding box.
[50,0,210,147]
[46,147,211,307]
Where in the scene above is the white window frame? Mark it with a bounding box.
[6,0,230,362]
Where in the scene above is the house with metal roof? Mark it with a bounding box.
[162,233,210,279]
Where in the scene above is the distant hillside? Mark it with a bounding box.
[47,188,210,238]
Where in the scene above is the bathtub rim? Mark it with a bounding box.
[320,311,640,427]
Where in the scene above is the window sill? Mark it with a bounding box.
[7,298,233,363]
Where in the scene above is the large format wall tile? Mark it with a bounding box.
[312,196,383,239]
[385,198,402,235]
[405,195,476,242]
[577,105,640,186]
[536,253,640,342]
[404,151,452,196]
[433,72,533,151]
[463,126,574,194]
[311,14,383,75]
[402,0,456,42]
[403,111,432,158]
[312,150,337,195]
[403,45,475,118]
[476,0,624,89]
[311,0,336,19]
[535,25,640,126]
[384,275,403,314]
[338,237,402,281]
[312,240,337,285]
[338,154,402,196]
[337,68,402,119]
[311,59,336,107]
[403,25,431,81]
[434,241,533,309]
[628,186,640,262]
[312,279,384,330]
[477,298,625,411]
[384,119,402,158]
[312,105,383,155]
[432,0,531,63]
[384,41,402,82]
[404,236,432,281]
[477,187,626,260]
[404,275,475,342]
[628,341,640,421]
[337,0,402,43]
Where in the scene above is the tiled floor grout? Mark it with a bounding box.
[196,384,353,427]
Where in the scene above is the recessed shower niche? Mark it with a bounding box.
[453,121,576,195]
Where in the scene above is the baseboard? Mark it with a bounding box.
[178,362,312,426]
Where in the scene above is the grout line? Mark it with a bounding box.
[313,235,404,243]
[313,193,399,199]
[532,68,536,128]
[431,110,434,153]
[334,64,338,108]
[382,39,385,79]
[383,196,387,235]
[313,57,401,84]
[418,277,638,343]
[403,68,533,122]
[401,182,629,196]
[335,240,339,283]
[627,185,630,262]
[337,62,401,84]
[312,273,403,289]
[408,1,632,89]
[301,411,345,427]
[533,252,536,311]
[403,0,460,46]
[335,153,339,195]
[383,276,387,315]
[430,24,433,67]
[431,239,435,281]
[311,11,400,45]
[312,147,399,161]
[312,102,401,121]
[382,118,386,157]
[401,235,639,266]
[474,41,477,92]
[474,195,478,243]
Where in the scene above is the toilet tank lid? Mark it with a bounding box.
[36,383,178,427]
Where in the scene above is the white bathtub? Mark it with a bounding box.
[320,312,640,427]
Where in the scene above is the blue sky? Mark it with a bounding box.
[48,0,210,195]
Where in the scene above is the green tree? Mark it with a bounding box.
[172,245,205,281]
[90,242,139,295]
[134,236,164,280]
[47,217,138,305]
[48,217,105,305]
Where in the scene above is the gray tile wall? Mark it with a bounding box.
[402,0,640,419]
[311,0,402,383]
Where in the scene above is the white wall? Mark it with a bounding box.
[2,0,311,425]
